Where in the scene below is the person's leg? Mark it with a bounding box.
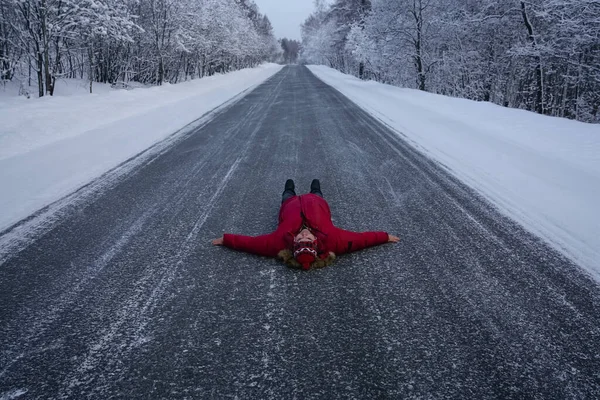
[310,179,323,198]
[282,179,296,203]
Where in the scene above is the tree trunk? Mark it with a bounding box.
[158,58,164,84]
[40,0,53,96]
[28,44,32,87]
[50,36,62,96]
[89,40,95,94]
[412,0,426,91]
[36,51,44,97]
[520,1,544,114]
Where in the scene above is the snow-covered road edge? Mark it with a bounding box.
[308,65,600,279]
[0,64,284,233]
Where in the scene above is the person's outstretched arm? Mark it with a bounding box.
[211,232,284,258]
[330,227,399,255]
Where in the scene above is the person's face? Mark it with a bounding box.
[295,228,316,243]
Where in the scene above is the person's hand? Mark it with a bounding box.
[388,234,400,243]
[212,237,224,246]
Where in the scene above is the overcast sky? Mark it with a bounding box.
[252,0,317,41]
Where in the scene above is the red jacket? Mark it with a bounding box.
[223,194,389,257]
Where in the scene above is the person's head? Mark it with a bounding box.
[278,227,336,270]
[293,237,318,270]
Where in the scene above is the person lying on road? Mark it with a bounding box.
[211,179,400,270]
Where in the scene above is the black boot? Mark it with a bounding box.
[310,179,323,197]
[282,179,296,203]
[285,179,295,192]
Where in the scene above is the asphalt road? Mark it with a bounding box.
[1,65,600,399]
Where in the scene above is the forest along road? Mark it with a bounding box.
[1,65,600,399]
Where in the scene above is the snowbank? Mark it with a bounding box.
[0,64,284,231]
[308,65,600,278]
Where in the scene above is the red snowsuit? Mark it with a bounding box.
[223,194,389,257]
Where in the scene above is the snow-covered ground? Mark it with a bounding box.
[308,65,600,278]
[0,64,284,231]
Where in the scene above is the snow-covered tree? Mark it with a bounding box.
[280,38,300,64]
[300,0,370,75]
[302,0,600,122]
[0,0,278,95]
[69,0,138,92]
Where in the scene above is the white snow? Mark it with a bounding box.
[0,64,283,231]
[308,65,600,278]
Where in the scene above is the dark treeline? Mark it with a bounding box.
[301,0,600,123]
[280,38,300,64]
[0,0,280,96]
